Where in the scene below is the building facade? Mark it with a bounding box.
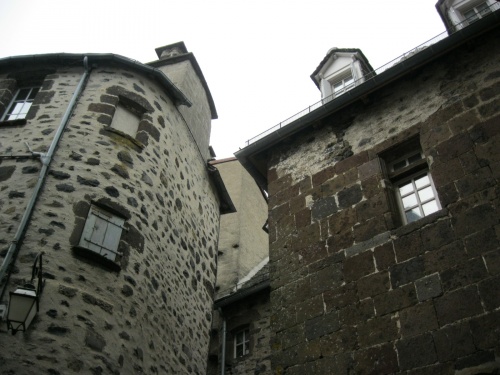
[207,157,271,375]
[236,5,500,375]
[0,44,233,374]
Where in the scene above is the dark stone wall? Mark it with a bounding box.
[266,27,500,374]
[208,290,272,375]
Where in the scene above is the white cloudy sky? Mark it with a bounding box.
[0,0,445,158]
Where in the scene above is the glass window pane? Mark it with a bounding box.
[476,2,490,16]
[18,102,32,116]
[16,88,30,100]
[406,208,422,223]
[464,9,478,21]
[415,174,430,189]
[9,102,25,116]
[422,200,439,216]
[333,81,343,90]
[399,182,414,196]
[402,193,417,209]
[236,345,243,357]
[28,88,39,100]
[418,186,435,202]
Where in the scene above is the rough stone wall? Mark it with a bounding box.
[266,28,500,374]
[0,62,220,374]
[208,290,272,375]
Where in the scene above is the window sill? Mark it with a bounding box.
[72,245,121,272]
[103,127,145,150]
[0,119,27,127]
[391,208,449,237]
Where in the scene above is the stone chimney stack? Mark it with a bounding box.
[148,42,217,161]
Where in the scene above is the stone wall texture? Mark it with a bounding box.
[0,60,220,374]
[266,27,500,374]
[208,290,272,375]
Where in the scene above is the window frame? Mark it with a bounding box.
[233,327,250,358]
[381,138,442,226]
[393,169,441,225]
[79,205,126,262]
[1,86,40,122]
[331,72,355,96]
[459,1,492,25]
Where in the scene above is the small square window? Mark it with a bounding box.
[2,86,40,121]
[234,328,250,358]
[79,205,125,261]
[382,138,441,225]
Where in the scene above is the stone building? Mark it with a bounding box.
[207,157,271,375]
[0,43,234,374]
[236,3,500,375]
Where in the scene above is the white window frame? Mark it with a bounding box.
[234,328,250,358]
[2,86,40,121]
[79,205,125,261]
[461,1,492,24]
[389,151,441,225]
[331,72,355,96]
[394,171,441,224]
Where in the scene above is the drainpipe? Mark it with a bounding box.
[219,308,226,375]
[0,57,91,302]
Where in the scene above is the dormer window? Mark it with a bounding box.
[462,1,491,23]
[332,72,355,96]
[436,0,499,33]
[310,48,374,103]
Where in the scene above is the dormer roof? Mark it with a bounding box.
[310,48,374,89]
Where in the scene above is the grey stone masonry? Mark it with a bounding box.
[266,25,500,374]
[0,56,221,374]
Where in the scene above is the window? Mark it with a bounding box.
[331,73,355,96]
[79,205,125,261]
[2,86,40,121]
[383,139,441,225]
[110,104,141,138]
[234,328,249,358]
[462,1,491,24]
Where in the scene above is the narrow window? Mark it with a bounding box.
[2,86,40,121]
[382,138,441,225]
[79,205,125,261]
[234,328,250,358]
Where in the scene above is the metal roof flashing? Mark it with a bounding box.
[0,53,192,108]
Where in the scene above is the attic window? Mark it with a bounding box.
[462,1,491,24]
[331,72,355,96]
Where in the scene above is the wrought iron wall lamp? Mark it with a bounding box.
[6,252,45,334]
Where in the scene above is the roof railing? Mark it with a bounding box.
[243,3,498,147]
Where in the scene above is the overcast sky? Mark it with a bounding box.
[0,0,446,158]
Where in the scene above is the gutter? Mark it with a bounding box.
[234,11,500,190]
[0,57,91,301]
[0,53,191,109]
[214,278,270,309]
